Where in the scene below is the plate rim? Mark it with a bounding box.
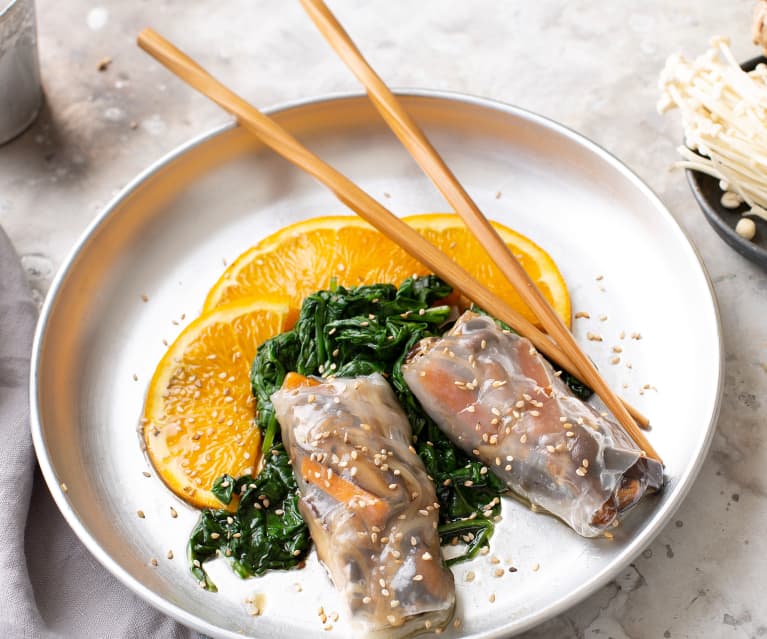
[30,88,724,638]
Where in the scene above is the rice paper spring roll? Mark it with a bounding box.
[271,372,455,637]
[402,311,663,537]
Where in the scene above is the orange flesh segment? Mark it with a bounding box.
[142,297,292,510]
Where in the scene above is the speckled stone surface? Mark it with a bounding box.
[1,1,766,637]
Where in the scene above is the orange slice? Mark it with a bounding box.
[142,297,296,510]
[203,214,570,328]
[407,213,570,328]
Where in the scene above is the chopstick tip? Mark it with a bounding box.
[137,27,154,48]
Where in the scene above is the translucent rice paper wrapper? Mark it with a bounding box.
[271,373,455,637]
[403,312,663,537]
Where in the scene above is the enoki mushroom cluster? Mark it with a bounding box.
[659,36,767,231]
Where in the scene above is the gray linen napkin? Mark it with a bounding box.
[0,227,199,639]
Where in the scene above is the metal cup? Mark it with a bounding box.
[0,0,42,145]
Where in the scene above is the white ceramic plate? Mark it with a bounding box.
[31,91,722,638]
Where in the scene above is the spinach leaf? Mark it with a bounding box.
[211,474,236,506]
[559,369,593,401]
[188,444,310,590]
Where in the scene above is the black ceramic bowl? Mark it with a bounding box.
[685,55,767,269]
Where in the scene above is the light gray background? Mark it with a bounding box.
[1,2,765,637]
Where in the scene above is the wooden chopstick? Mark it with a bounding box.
[136,28,659,463]
[299,0,659,461]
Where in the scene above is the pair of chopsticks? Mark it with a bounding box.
[137,2,661,464]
